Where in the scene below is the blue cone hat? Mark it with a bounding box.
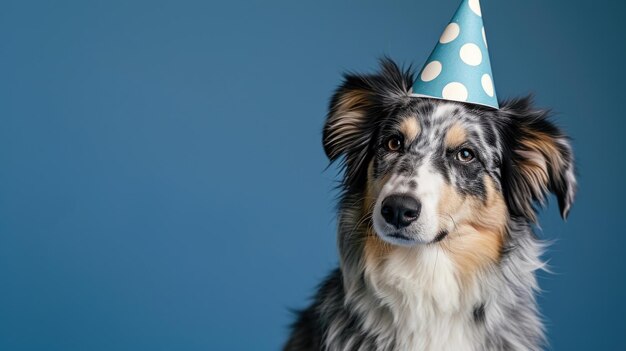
[412,0,498,108]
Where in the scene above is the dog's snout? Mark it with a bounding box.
[381,195,421,229]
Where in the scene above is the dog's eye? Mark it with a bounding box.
[456,148,475,163]
[386,136,403,151]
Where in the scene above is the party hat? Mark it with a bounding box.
[412,0,498,108]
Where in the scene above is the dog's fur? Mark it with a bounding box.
[283,59,576,351]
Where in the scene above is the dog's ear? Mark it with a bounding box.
[499,96,577,222]
[323,58,413,191]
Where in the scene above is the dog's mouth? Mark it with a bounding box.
[383,229,449,246]
[387,232,413,241]
[382,231,421,246]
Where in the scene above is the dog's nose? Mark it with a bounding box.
[381,195,421,229]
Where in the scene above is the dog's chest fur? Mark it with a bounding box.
[355,246,486,351]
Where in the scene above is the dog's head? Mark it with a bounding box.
[324,59,576,250]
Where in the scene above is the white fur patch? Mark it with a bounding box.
[372,159,445,245]
[411,162,444,241]
[363,246,484,351]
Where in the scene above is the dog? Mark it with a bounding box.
[283,59,576,351]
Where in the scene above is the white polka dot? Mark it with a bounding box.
[460,43,482,66]
[482,27,487,47]
[442,82,468,101]
[469,0,482,16]
[439,23,460,44]
[481,74,494,97]
[420,61,442,82]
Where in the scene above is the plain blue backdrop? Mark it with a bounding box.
[1,0,624,350]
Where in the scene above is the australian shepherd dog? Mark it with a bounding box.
[283,59,576,351]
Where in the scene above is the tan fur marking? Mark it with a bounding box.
[444,123,467,148]
[399,117,421,144]
[437,182,466,220]
[364,228,393,262]
[325,90,374,155]
[441,176,507,280]
[336,89,371,115]
[364,160,394,262]
[517,129,565,194]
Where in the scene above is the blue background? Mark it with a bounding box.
[1,1,624,350]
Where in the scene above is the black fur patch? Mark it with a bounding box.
[432,230,449,243]
[473,303,486,324]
